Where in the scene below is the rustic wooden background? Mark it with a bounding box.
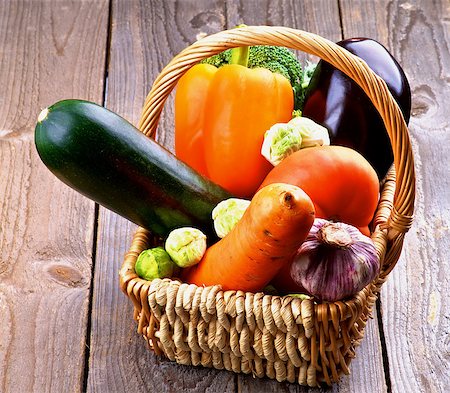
[1,0,449,392]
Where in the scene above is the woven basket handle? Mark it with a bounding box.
[138,25,415,257]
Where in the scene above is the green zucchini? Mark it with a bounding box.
[35,99,232,238]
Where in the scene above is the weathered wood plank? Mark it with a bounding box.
[340,0,450,392]
[226,1,387,391]
[86,1,236,392]
[226,0,341,40]
[0,0,108,392]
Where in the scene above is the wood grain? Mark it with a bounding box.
[0,0,108,392]
[226,1,387,391]
[86,1,236,392]
[2,0,448,392]
[340,0,450,392]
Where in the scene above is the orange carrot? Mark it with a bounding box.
[182,183,315,292]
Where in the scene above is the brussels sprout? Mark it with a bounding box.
[135,247,175,280]
[288,116,330,148]
[261,117,330,166]
[261,123,302,166]
[212,198,251,238]
[165,227,207,268]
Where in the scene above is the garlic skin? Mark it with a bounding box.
[291,218,379,302]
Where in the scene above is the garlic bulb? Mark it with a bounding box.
[290,218,379,301]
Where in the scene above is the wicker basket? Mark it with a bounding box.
[119,26,415,387]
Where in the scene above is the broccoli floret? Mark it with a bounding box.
[247,46,302,87]
[200,49,231,67]
[296,60,317,110]
[302,60,317,89]
[254,60,290,81]
[201,46,301,84]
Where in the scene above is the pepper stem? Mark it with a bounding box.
[229,24,250,67]
[230,45,249,67]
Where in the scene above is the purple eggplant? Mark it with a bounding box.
[302,38,411,179]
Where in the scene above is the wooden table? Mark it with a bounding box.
[1,0,449,392]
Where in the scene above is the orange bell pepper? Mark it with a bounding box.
[175,47,294,198]
[175,63,217,177]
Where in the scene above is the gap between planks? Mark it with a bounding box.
[82,0,114,390]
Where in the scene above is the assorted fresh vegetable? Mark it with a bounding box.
[165,227,207,268]
[203,57,293,197]
[200,44,304,107]
[175,63,216,177]
[182,183,315,292]
[302,37,412,179]
[271,219,380,301]
[288,116,330,148]
[260,145,380,236]
[36,32,411,302]
[135,247,176,280]
[296,60,317,110]
[176,45,295,197]
[261,116,330,166]
[212,198,251,238]
[35,100,232,238]
[261,123,303,166]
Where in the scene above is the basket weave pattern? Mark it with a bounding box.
[119,26,415,386]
